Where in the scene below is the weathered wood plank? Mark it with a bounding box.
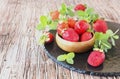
[0,0,120,79]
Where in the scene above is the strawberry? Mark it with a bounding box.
[45,32,54,44]
[87,50,105,67]
[62,28,79,42]
[74,20,90,35]
[67,18,76,28]
[80,32,93,41]
[74,4,86,11]
[50,10,59,20]
[40,32,54,44]
[57,22,69,36]
[93,19,108,33]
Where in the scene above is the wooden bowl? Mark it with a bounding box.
[56,33,95,53]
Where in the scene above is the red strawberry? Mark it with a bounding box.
[57,22,69,36]
[80,32,93,41]
[74,4,86,11]
[74,20,90,35]
[93,19,108,33]
[50,10,59,20]
[67,18,76,28]
[40,32,54,44]
[87,50,105,67]
[45,32,54,44]
[62,28,79,42]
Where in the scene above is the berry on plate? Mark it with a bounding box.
[39,32,54,44]
[87,49,105,67]
[45,32,54,44]
[93,19,108,33]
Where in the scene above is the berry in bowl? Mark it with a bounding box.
[56,20,95,53]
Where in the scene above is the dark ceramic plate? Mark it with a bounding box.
[44,21,120,76]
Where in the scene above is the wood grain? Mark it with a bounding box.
[0,0,120,79]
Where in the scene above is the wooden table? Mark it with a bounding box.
[0,0,120,79]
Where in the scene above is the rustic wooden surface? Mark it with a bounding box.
[0,0,120,79]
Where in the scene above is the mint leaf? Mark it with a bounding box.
[110,37,115,46]
[89,13,99,23]
[76,10,86,17]
[67,52,75,59]
[57,54,67,61]
[66,58,74,64]
[76,7,99,23]
[106,29,113,36]
[85,8,94,14]
[39,35,47,44]
[47,16,52,24]
[101,40,112,49]
[113,35,119,39]
[40,16,48,26]
[59,15,67,21]
[49,21,58,30]
[36,23,46,30]
[94,32,113,52]
[106,29,119,46]
[57,52,75,64]
[95,32,109,40]
[60,3,67,15]
[67,7,74,16]
[94,40,99,48]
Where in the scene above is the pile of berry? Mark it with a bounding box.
[37,3,119,67]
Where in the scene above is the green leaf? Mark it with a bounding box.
[60,3,67,15]
[85,8,94,14]
[100,45,105,50]
[111,37,115,46]
[57,52,75,64]
[67,52,75,59]
[66,58,74,64]
[39,35,47,44]
[67,8,74,16]
[40,15,48,26]
[36,23,46,30]
[76,10,86,17]
[59,15,67,21]
[98,40,102,46]
[94,40,100,48]
[95,32,109,40]
[47,16,52,24]
[94,32,113,52]
[101,40,112,49]
[49,21,58,30]
[57,54,67,61]
[106,29,113,36]
[90,14,99,23]
[104,49,108,52]
[113,35,119,39]
[95,32,101,39]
